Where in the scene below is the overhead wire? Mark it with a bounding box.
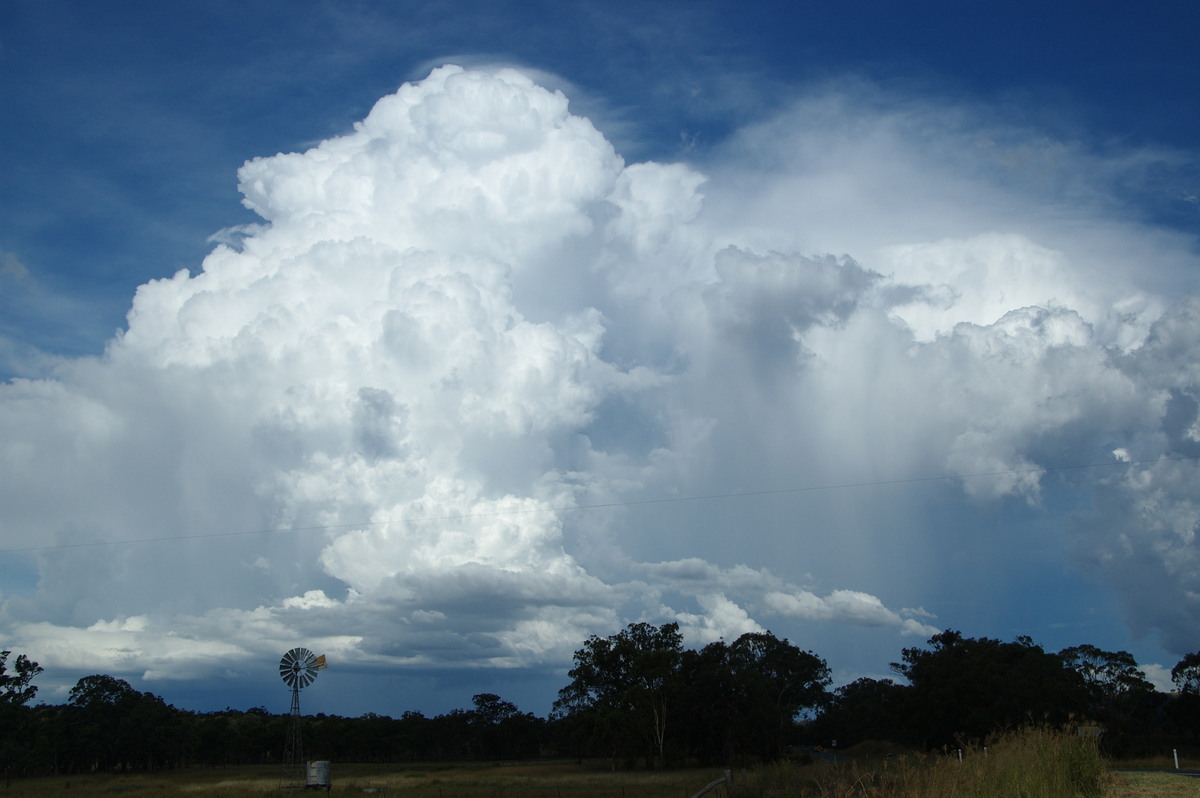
[1,454,1195,555]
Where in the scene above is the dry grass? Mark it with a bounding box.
[4,730,1197,797]
[738,726,1106,797]
[1105,771,1200,797]
[1111,754,1200,773]
[0,761,726,797]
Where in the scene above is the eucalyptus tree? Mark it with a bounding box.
[892,631,1088,747]
[66,675,187,771]
[1059,644,1155,704]
[554,622,684,769]
[1058,644,1160,753]
[1170,651,1200,739]
[1172,651,1200,694]
[724,632,830,760]
[0,650,43,781]
[0,650,42,705]
[819,677,912,748]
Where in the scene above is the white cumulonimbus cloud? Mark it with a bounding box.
[1,65,1199,700]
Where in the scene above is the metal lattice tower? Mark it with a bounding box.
[278,647,326,789]
[281,680,303,787]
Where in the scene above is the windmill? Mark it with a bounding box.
[279,647,327,788]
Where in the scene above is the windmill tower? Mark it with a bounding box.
[279,647,327,788]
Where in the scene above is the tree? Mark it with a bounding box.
[1169,651,1200,740]
[554,622,683,769]
[673,632,830,764]
[725,632,830,760]
[1060,644,1155,704]
[0,650,44,782]
[1057,644,1158,754]
[892,631,1088,747]
[68,674,138,708]
[0,650,43,705]
[675,642,738,764]
[466,693,543,759]
[67,675,143,771]
[471,692,519,726]
[819,677,913,748]
[1171,651,1200,694]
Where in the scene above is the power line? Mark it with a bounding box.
[1,454,1194,556]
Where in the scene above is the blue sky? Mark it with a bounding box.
[2,1,1199,718]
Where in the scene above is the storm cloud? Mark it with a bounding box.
[2,65,1197,709]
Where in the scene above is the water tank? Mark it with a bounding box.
[306,760,331,789]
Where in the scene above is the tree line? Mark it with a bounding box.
[3,629,1200,777]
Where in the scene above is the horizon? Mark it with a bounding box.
[15,622,1187,719]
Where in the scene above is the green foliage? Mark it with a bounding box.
[1171,650,1200,694]
[554,622,684,769]
[556,624,831,768]
[819,677,911,748]
[0,650,44,781]
[891,630,1088,747]
[677,632,830,763]
[0,650,43,706]
[1057,644,1162,755]
[55,674,190,773]
[68,674,137,707]
[1166,651,1200,741]
[1059,644,1155,703]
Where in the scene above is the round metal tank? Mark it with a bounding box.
[306,760,331,788]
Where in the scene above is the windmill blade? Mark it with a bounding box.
[279,656,296,686]
[295,652,326,687]
[280,647,316,688]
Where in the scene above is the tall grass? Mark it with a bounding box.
[738,726,1105,797]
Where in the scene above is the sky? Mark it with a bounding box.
[2,1,1200,718]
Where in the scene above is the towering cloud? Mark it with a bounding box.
[1,66,1197,704]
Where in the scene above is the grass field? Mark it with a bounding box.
[1105,772,1200,797]
[1,761,730,798]
[4,764,1198,797]
[5,730,1199,797]
[7,764,1198,798]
